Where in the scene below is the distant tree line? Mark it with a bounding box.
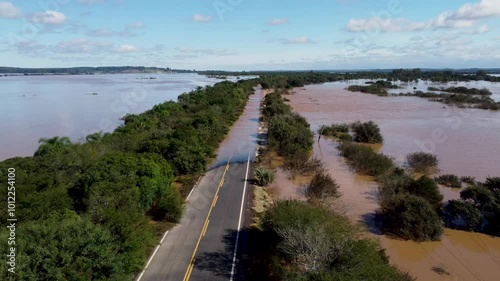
[0,66,192,74]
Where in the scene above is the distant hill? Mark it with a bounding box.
[0,66,196,75]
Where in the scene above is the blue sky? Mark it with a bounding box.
[0,0,499,70]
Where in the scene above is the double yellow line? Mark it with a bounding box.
[183,160,231,281]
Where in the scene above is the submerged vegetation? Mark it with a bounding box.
[406,152,439,174]
[444,177,500,234]
[338,143,394,177]
[0,79,260,280]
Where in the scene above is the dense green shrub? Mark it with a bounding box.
[263,91,314,158]
[350,121,384,143]
[407,176,444,211]
[259,201,414,281]
[406,152,439,174]
[318,123,350,137]
[380,194,443,241]
[305,172,341,200]
[444,200,482,231]
[338,143,394,176]
[435,174,461,188]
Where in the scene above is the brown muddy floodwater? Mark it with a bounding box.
[285,82,500,281]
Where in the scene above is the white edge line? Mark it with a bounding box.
[186,185,195,201]
[186,176,202,201]
[229,152,251,280]
[160,230,169,244]
[145,245,161,269]
[137,244,161,281]
[136,271,145,281]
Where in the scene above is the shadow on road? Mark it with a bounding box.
[193,229,243,280]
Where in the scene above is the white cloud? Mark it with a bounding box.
[126,21,144,29]
[0,2,22,18]
[176,47,237,57]
[475,24,489,34]
[347,17,426,33]
[31,11,66,25]
[281,37,314,44]
[346,0,500,33]
[54,39,112,53]
[112,44,138,53]
[268,18,289,25]
[85,28,135,37]
[454,0,500,20]
[192,14,212,22]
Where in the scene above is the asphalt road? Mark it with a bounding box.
[137,158,253,281]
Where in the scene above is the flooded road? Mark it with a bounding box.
[209,87,261,169]
[286,83,500,281]
[0,73,238,160]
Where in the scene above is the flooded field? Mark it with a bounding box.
[0,73,239,160]
[291,82,500,181]
[342,79,500,102]
[285,83,500,281]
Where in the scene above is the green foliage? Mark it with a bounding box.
[407,176,444,211]
[435,174,461,188]
[338,143,394,176]
[428,86,492,96]
[0,212,128,280]
[318,123,349,137]
[350,120,384,143]
[305,172,341,200]
[444,200,482,231]
[259,201,413,280]
[263,91,314,159]
[347,84,390,96]
[284,151,324,176]
[34,136,72,156]
[406,152,439,174]
[254,167,275,186]
[380,194,443,241]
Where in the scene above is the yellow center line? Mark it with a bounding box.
[202,220,209,236]
[182,158,231,281]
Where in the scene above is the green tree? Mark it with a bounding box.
[34,136,72,156]
[380,194,443,241]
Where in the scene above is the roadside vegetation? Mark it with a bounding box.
[0,79,260,280]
